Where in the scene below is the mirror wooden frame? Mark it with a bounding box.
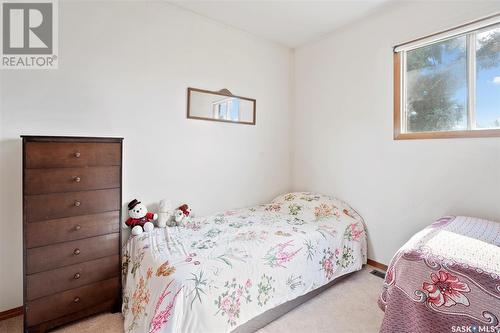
[187,87,256,125]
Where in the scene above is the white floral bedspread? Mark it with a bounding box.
[122,192,367,333]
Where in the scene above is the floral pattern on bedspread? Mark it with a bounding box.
[379,216,500,333]
[122,192,367,333]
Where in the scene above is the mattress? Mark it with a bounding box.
[378,216,500,333]
[122,192,367,333]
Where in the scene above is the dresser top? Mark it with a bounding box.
[21,135,123,143]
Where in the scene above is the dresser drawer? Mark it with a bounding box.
[26,299,117,333]
[25,166,120,195]
[25,142,121,169]
[26,255,120,301]
[26,233,119,274]
[26,211,120,248]
[26,188,120,222]
[26,277,120,326]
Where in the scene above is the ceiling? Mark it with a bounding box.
[171,0,392,48]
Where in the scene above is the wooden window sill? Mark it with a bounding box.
[394,129,500,140]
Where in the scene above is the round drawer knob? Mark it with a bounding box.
[73,248,81,255]
[73,297,80,303]
[74,273,81,280]
[74,201,81,207]
[74,152,81,158]
[74,176,81,183]
[75,224,81,231]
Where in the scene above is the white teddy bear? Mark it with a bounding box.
[158,199,175,227]
[125,199,158,236]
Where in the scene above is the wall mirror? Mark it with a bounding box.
[187,87,256,125]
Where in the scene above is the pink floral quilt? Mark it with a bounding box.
[379,216,500,333]
[122,192,367,333]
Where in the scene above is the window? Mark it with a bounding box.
[394,16,500,139]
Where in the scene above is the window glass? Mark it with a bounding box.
[476,26,500,129]
[405,37,468,132]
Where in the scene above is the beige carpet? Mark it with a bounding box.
[0,266,384,333]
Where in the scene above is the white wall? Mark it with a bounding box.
[0,1,293,311]
[293,1,500,266]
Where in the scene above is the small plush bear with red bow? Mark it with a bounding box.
[173,204,191,226]
[126,199,158,236]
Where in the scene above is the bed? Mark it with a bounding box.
[378,216,500,333]
[122,192,367,333]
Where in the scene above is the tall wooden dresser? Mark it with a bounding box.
[22,136,123,333]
